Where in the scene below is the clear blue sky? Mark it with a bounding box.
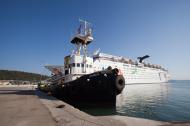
[0,0,190,80]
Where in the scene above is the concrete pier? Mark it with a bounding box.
[0,85,189,126]
[0,85,56,126]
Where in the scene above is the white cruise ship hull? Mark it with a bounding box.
[93,54,170,84]
[122,65,169,84]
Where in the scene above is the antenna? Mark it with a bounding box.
[70,19,93,55]
[70,19,94,73]
[93,48,100,55]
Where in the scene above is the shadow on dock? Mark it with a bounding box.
[0,89,35,95]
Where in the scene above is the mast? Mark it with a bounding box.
[70,19,93,73]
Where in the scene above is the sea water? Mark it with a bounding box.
[80,80,190,121]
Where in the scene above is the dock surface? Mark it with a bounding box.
[0,86,56,126]
[0,85,189,126]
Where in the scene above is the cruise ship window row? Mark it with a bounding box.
[124,74,158,77]
[125,77,157,79]
[71,63,92,68]
[124,66,162,70]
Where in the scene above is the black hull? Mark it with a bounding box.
[49,68,125,107]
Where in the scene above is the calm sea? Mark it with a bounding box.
[80,80,190,121]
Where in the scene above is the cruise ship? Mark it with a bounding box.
[45,20,170,84]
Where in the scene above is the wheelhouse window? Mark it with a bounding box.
[86,64,88,68]
[89,65,92,68]
[65,70,69,75]
[72,63,75,67]
[77,63,80,67]
[81,63,84,67]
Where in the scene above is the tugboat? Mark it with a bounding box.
[43,20,125,106]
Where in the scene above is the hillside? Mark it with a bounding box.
[0,70,49,81]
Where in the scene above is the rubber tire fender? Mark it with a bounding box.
[115,75,125,94]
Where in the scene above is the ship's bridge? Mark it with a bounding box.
[64,54,94,82]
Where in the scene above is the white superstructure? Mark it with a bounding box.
[46,20,170,84]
